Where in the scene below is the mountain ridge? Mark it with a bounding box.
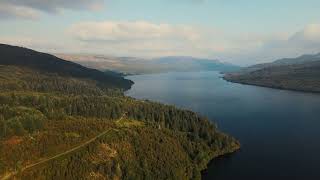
[0,44,133,90]
[237,52,320,74]
[224,53,320,93]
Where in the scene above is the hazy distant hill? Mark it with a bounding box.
[57,54,240,75]
[238,53,320,74]
[152,56,240,72]
[224,53,320,93]
[0,44,133,90]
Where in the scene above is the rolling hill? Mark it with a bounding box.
[224,53,320,93]
[0,44,133,90]
[235,52,320,74]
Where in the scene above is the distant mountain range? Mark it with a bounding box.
[56,54,240,75]
[152,56,240,72]
[237,53,320,74]
[224,52,320,93]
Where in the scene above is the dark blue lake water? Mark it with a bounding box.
[125,71,320,180]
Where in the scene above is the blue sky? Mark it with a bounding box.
[1,0,320,65]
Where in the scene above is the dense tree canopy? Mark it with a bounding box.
[0,44,239,180]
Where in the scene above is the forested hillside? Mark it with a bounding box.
[0,44,133,90]
[224,55,320,93]
[0,44,239,180]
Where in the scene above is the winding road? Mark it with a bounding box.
[1,128,118,180]
[0,113,128,180]
[0,113,126,180]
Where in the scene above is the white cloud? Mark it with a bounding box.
[245,24,320,64]
[0,3,41,20]
[3,20,320,65]
[67,20,297,63]
[67,21,225,57]
[68,21,201,42]
[291,24,320,42]
[65,21,320,64]
[0,0,104,19]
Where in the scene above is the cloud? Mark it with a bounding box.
[246,24,320,63]
[67,21,222,57]
[290,24,320,43]
[66,21,320,64]
[68,21,201,42]
[0,3,41,20]
[0,0,104,19]
[3,20,320,65]
[70,21,320,62]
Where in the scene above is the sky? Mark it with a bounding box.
[1,0,320,65]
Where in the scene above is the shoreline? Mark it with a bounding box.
[223,76,320,95]
[126,75,241,178]
[200,143,241,177]
[201,147,241,177]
